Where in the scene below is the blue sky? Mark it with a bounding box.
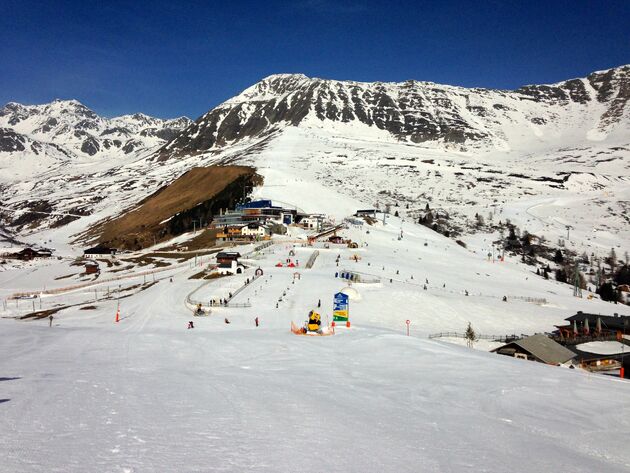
[1,0,628,119]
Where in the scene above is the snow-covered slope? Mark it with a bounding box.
[1,67,630,472]
[1,214,629,472]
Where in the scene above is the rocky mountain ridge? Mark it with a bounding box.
[0,99,191,158]
[158,65,629,160]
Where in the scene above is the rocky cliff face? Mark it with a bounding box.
[158,66,629,160]
[0,99,191,159]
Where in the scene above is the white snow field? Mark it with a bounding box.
[2,214,630,473]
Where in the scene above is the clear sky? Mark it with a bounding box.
[1,0,629,120]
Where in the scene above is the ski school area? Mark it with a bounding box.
[1,211,630,472]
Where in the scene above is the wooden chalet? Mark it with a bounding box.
[85,261,100,274]
[216,251,241,265]
[14,248,52,260]
[555,311,630,340]
[492,334,576,365]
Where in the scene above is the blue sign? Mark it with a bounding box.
[333,292,349,321]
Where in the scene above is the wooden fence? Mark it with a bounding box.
[428,332,525,343]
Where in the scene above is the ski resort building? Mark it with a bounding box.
[83,246,117,258]
[216,260,245,275]
[84,261,99,274]
[555,311,630,338]
[299,215,325,230]
[355,209,377,218]
[216,225,246,242]
[216,251,241,265]
[240,222,271,239]
[13,248,52,260]
[211,200,298,228]
[492,334,576,365]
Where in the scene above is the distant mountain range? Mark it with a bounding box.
[0,65,628,254]
[0,99,190,158]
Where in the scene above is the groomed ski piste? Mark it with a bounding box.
[1,185,630,473]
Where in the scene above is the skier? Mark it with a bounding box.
[502,296,508,302]
[465,290,469,296]
[188,321,194,329]
[317,299,321,308]
[170,277,173,283]
[255,317,259,327]
[49,315,53,327]
[225,317,231,324]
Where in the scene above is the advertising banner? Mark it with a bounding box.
[333,292,349,322]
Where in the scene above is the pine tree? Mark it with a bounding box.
[465,322,477,348]
[608,248,618,273]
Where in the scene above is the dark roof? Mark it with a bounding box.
[84,247,117,254]
[216,251,241,259]
[492,334,576,364]
[565,312,630,331]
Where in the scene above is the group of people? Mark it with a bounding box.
[188,316,260,329]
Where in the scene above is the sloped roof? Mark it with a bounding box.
[565,312,630,331]
[492,334,576,365]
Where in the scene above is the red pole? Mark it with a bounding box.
[621,367,625,379]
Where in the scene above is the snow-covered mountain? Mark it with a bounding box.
[158,65,630,160]
[153,66,629,257]
[0,67,628,257]
[0,99,191,158]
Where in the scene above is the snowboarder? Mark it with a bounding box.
[188,321,194,329]
[170,277,173,283]
[48,315,53,327]
[255,317,259,327]
[502,296,508,302]
[465,290,469,296]
[317,299,321,308]
[196,303,203,316]
[224,318,231,324]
